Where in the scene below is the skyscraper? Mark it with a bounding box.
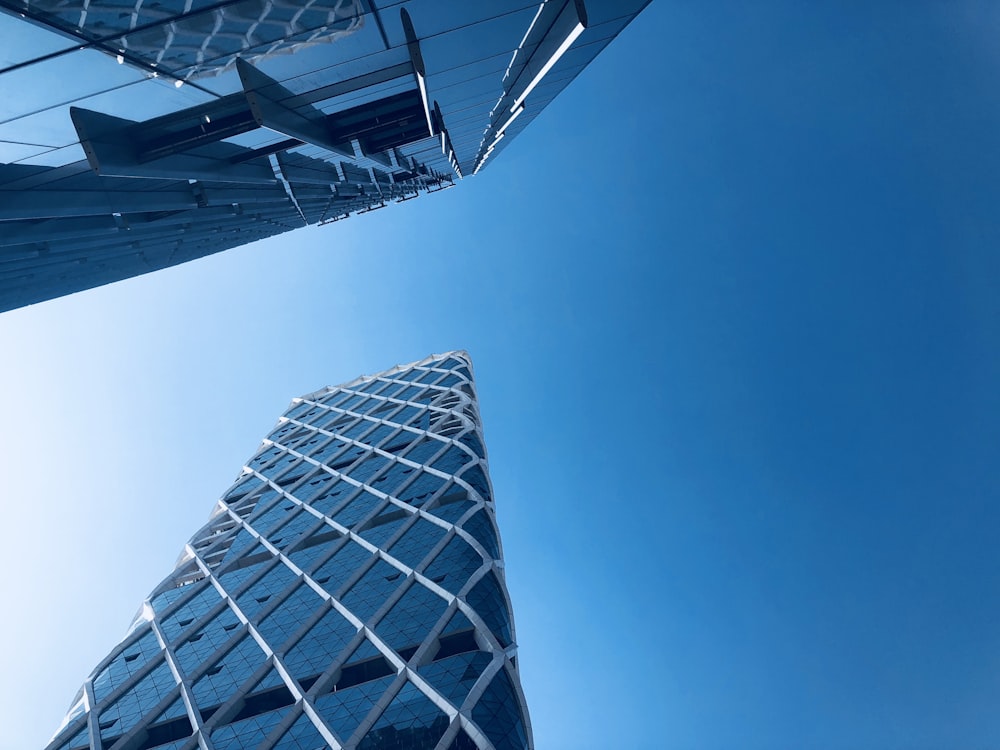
[46,352,531,750]
[0,0,651,312]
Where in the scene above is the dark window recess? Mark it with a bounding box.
[136,715,193,750]
[385,572,401,581]
[178,618,193,627]
[330,455,360,470]
[99,719,118,730]
[383,438,412,454]
[276,474,305,488]
[200,706,219,722]
[316,575,331,584]
[299,674,321,692]
[431,574,446,584]
[296,530,340,551]
[434,630,478,661]
[223,623,238,631]
[255,595,271,604]
[229,684,295,723]
[123,652,141,662]
[205,665,224,676]
[364,507,408,529]
[222,550,272,574]
[397,644,419,662]
[332,655,394,691]
[446,728,480,750]
[187,633,204,643]
[326,89,429,155]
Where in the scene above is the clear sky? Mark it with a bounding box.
[3,2,999,749]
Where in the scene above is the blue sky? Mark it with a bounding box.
[3,2,1000,748]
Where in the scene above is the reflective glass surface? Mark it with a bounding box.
[48,352,541,749]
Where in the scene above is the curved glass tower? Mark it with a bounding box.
[47,352,531,750]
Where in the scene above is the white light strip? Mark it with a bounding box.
[512,20,584,112]
[503,1,546,83]
[496,103,525,136]
[416,71,434,137]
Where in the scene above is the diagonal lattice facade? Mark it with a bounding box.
[47,352,531,750]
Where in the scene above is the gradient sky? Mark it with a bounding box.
[3,3,1000,749]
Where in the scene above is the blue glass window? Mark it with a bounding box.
[417,651,492,708]
[374,581,447,655]
[310,540,373,596]
[373,460,416,496]
[402,437,446,465]
[348,453,389,484]
[314,674,395,744]
[388,518,447,570]
[382,429,418,454]
[216,550,272,593]
[396,369,423,383]
[457,431,485,459]
[359,507,410,548]
[464,572,512,647]
[245,490,280,521]
[310,480,353,517]
[159,583,221,643]
[416,370,442,385]
[271,709,329,750]
[355,680,449,750]
[250,500,297,537]
[270,509,320,550]
[438,358,465,372]
[461,509,500,560]
[342,418,376,440]
[210,706,291,750]
[435,374,462,389]
[424,536,485,595]
[394,385,423,402]
[256,582,324,652]
[470,668,529,750]
[92,629,162,703]
[250,445,284,468]
[148,584,191,616]
[219,529,259,565]
[174,607,242,675]
[332,490,384,529]
[282,606,356,683]
[285,402,315,420]
[293,471,335,501]
[440,609,474,638]
[362,422,397,447]
[191,636,266,711]
[98,661,176,742]
[222,476,264,505]
[341,559,404,623]
[427,488,475,524]
[390,404,422,426]
[396,471,445,507]
[233,563,297,620]
[287,527,342,573]
[458,465,491,502]
[431,445,473,475]
[56,723,89,750]
[328,443,366,471]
